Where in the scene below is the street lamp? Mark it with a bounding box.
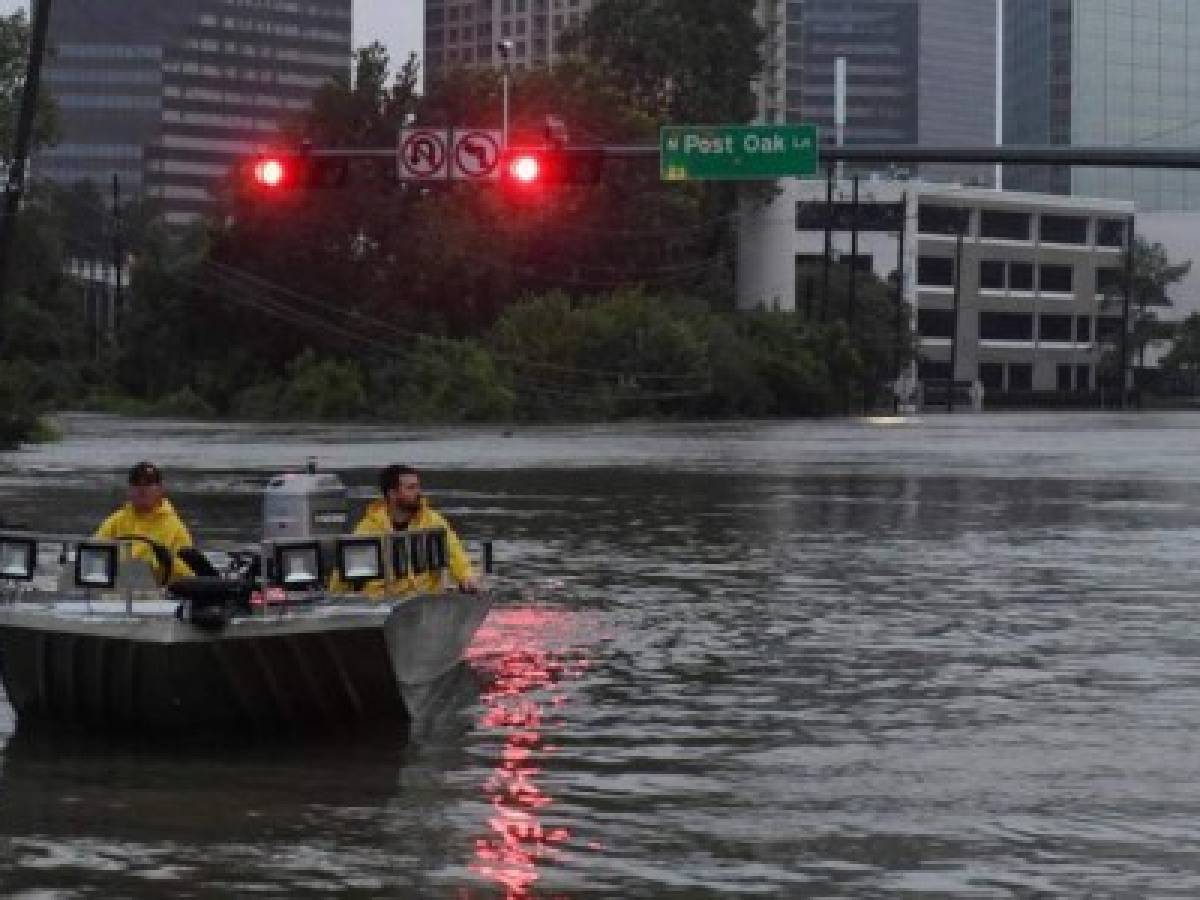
[497,39,514,148]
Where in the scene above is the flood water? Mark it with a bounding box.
[2,412,1200,897]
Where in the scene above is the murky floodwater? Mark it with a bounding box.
[2,412,1200,897]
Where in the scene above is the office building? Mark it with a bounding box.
[1005,0,1200,211]
[739,178,1134,396]
[423,0,593,80]
[757,0,998,186]
[36,0,352,224]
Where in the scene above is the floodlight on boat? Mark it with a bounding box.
[409,530,431,575]
[273,540,323,589]
[390,533,410,579]
[75,541,118,589]
[0,534,36,581]
[336,537,384,584]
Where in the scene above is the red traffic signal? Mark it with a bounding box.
[243,152,350,193]
[506,152,543,185]
[252,156,292,189]
[501,146,605,190]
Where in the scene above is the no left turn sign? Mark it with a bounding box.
[452,130,502,181]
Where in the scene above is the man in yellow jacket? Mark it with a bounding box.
[94,461,196,584]
[341,464,478,597]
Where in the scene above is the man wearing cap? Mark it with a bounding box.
[335,464,478,597]
[94,462,196,584]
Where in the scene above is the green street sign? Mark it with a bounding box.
[660,124,820,181]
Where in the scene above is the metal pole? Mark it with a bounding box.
[995,0,1004,190]
[894,192,908,381]
[1121,214,1134,409]
[849,175,859,328]
[822,163,833,322]
[0,0,54,313]
[835,56,847,183]
[112,173,122,336]
[502,69,509,149]
[948,228,964,413]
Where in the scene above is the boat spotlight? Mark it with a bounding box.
[75,541,118,589]
[273,540,323,589]
[0,534,36,581]
[390,533,410,579]
[409,530,430,575]
[336,536,383,584]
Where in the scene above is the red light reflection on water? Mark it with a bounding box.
[466,608,592,899]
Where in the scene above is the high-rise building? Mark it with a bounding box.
[759,0,998,186]
[1005,0,1200,211]
[36,0,352,224]
[423,0,593,81]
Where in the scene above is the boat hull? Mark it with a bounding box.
[0,592,492,735]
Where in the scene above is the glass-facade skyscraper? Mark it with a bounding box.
[35,0,352,223]
[1006,0,1200,211]
[759,0,997,186]
[423,0,593,81]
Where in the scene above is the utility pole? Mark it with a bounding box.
[948,226,964,413]
[0,0,54,314]
[848,174,859,329]
[822,162,833,322]
[112,173,123,336]
[1121,214,1135,409]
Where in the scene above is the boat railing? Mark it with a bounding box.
[0,529,495,623]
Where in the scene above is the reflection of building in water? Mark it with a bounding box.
[468,608,590,899]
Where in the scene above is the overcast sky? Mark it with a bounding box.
[0,1,422,70]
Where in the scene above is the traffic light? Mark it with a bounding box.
[501,146,605,190]
[244,152,350,193]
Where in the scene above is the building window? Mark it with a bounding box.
[1009,262,1034,291]
[980,210,1031,241]
[917,256,954,287]
[1008,363,1033,391]
[1040,214,1087,244]
[980,260,1005,290]
[979,362,1003,391]
[1097,218,1127,248]
[1076,316,1092,343]
[918,308,955,339]
[1075,364,1091,391]
[980,312,1033,341]
[918,204,969,236]
[1097,316,1125,342]
[1039,314,1072,342]
[1096,267,1123,296]
[918,358,952,380]
[1039,264,1073,293]
[1057,364,1073,391]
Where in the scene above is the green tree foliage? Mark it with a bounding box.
[0,10,57,159]
[568,0,764,125]
[1099,236,1192,387]
[1163,313,1200,394]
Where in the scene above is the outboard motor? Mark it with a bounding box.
[262,459,348,585]
[263,460,349,542]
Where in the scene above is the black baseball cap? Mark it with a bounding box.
[128,461,163,486]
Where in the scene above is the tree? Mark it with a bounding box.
[1099,236,1192,391]
[568,0,763,125]
[1163,313,1200,395]
[0,11,57,161]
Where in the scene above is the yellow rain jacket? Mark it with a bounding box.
[333,497,474,598]
[94,498,196,584]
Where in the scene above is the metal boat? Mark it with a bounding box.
[0,590,491,735]
[0,465,494,736]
